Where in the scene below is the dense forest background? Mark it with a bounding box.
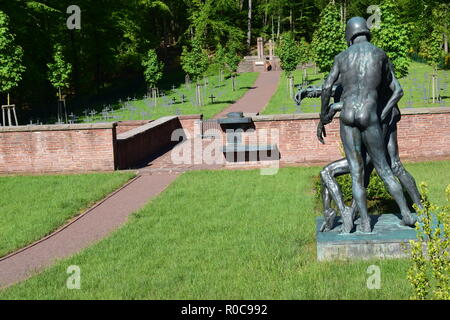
[0,0,448,121]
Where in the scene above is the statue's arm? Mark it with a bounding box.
[381,60,404,122]
[321,58,340,125]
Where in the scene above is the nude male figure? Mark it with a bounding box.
[318,17,416,233]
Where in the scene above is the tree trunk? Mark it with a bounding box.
[290,9,293,32]
[444,32,448,54]
[290,76,294,99]
[432,71,436,103]
[271,15,275,40]
[247,0,252,48]
[277,14,281,41]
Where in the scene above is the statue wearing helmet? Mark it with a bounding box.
[316,16,418,233]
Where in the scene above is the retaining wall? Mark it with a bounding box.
[0,123,117,174]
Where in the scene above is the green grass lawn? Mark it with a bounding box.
[263,61,450,115]
[79,72,259,122]
[0,172,135,258]
[1,161,448,299]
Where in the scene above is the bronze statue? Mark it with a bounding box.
[296,17,421,233]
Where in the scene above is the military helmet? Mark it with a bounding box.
[345,17,371,44]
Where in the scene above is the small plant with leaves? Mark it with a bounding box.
[407,183,450,300]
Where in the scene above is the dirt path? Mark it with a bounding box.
[0,173,178,288]
[214,71,280,118]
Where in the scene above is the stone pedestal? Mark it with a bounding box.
[257,37,264,59]
[316,214,417,261]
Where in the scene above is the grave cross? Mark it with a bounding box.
[68,113,77,124]
[89,110,97,121]
[209,94,216,104]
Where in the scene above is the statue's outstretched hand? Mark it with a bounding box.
[317,121,327,144]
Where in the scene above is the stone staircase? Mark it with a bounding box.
[237,56,281,73]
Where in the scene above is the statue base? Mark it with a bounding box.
[316,214,417,261]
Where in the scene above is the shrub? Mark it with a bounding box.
[407,183,450,300]
[314,171,391,203]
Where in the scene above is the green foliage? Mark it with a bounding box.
[141,49,164,88]
[311,3,346,73]
[181,36,209,81]
[407,183,450,300]
[223,40,242,74]
[213,43,226,69]
[0,10,26,94]
[418,4,447,70]
[276,32,301,76]
[314,171,391,203]
[47,43,72,91]
[298,37,312,64]
[372,0,411,78]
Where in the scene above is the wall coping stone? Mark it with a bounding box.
[251,107,450,122]
[0,122,117,133]
[117,116,177,140]
[117,120,152,126]
[178,114,203,120]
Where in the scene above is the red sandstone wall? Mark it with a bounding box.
[0,123,117,174]
[116,116,184,169]
[116,120,153,135]
[251,108,450,165]
[178,115,202,139]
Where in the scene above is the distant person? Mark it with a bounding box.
[264,57,272,72]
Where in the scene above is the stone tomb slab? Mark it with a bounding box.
[316,214,417,261]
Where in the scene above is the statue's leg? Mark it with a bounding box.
[362,123,416,227]
[340,124,368,233]
[320,159,352,232]
[386,123,423,210]
[320,179,337,232]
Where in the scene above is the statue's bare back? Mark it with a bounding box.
[337,41,386,129]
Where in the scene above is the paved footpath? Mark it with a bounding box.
[0,71,282,289]
[0,173,178,288]
[214,71,280,118]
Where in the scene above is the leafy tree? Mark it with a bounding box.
[276,32,300,97]
[214,43,227,81]
[181,36,209,82]
[181,36,209,105]
[0,10,26,105]
[372,0,411,79]
[276,32,300,74]
[142,49,164,89]
[298,37,312,65]
[311,2,346,73]
[47,43,72,101]
[223,40,243,91]
[418,3,447,103]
